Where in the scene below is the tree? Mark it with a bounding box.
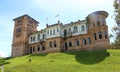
[112,0,120,49]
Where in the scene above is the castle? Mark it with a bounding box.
[11,11,110,57]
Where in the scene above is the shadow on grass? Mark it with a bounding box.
[64,50,110,65]
[0,58,10,66]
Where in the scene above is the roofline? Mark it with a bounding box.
[86,11,108,19]
[13,14,39,24]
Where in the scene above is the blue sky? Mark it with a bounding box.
[0,0,116,57]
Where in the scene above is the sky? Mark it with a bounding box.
[0,0,116,57]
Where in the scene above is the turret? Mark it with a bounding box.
[86,11,110,49]
[86,11,108,30]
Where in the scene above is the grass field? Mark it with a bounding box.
[0,49,120,72]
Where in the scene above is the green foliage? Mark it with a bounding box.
[112,0,120,49]
[111,33,120,49]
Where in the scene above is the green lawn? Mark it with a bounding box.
[1,49,120,72]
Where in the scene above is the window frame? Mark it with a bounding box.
[49,41,52,48]
[76,39,80,46]
[37,45,40,51]
[83,38,87,45]
[94,33,97,40]
[37,34,40,41]
[88,37,91,44]
[98,31,102,39]
[102,17,106,25]
[33,46,35,52]
[73,26,78,33]
[104,31,108,39]
[81,25,85,32]
[54,41,57,47]
[69,41,72,47]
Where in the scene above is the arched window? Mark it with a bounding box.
[104,31,108,39]
[76,39,79,46]
[73,26,78,33]
[88,37,91,44]
[102,17,106,25]
[54,41,57,47]
[81,25,85,32]
[49,41,52,48]
[69,41,72,47]
[37,34,40,41]
[94,33,97,40]
[97,16,100,26]
[37,45,40,51]
[98,31,102,39]
[83,38,87,45]
[30,36,32,42]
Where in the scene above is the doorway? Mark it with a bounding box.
[30,47,32,54]
[65,42,68,51]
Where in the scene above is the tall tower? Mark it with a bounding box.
[86,11,110,49]
[11,14,39,57]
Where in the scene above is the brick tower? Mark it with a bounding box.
[86,11,110,49]
[11,14,39,57]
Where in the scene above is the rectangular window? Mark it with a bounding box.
[69,41,72,47]
[88,37,91,44]
[68,28,71,35]
[97,21,100,26]
[42,46,45,51]
[94,33,97,40]
[38,45,40,51]
[57,28,59,32]
[47,30,49,35]
[43,34,46,39]
[17,19,22,24]
[73,26,78,33]
[29,20,33,24]
[98,31,102,39]
[33,46,35,52]
[16,27,21,37]
[16,27,21,33]
[50,30,52,35]
[53,29,55,35]
[104,31,108,39]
